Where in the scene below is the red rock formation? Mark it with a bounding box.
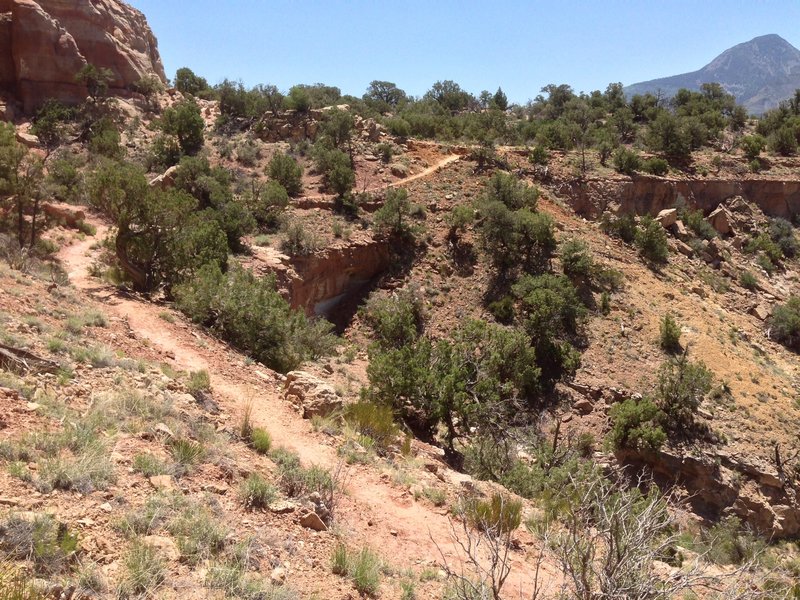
[0,0,166,113]
[568,176,800,220]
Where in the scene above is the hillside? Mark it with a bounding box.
[3,2,800,599]
[625,34,800,114]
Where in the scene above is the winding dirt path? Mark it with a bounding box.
[54,150,550,594]
[299,153,462,204]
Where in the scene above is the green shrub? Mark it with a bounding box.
[769,125,798,156]
[376,143,394,163]
[635,216,669,264]
[703,517,765,566]
[168,437,206,472]
[132,453,169,477]
[601,213,637,243]
[161,100,205,155]
[659,313,682,352]
[235,139,261,166]
[770,296,800,351]
[529,145,549,165]
[350,547,382,596]
[344,402,399,450]
[740,270,758,290]
[488,295,515,324]
[280,221,319,256]
[655,356,713,433]
[374,188,418,237]
[167,504,227,564]
[118,541,165,597]
[683,209,717,240]
[740,134,767,160]
[641,157,669,176]
[560,238,593,278]
[240,473,277,509]
[463,494,522,535]
[187,369,211,397]
[613,147,641,175]
[331,542,350,575]
[609,397,666,452]
[362,288,425,349]
[0,514,78,575]
[250,427,272,454]
[768,217,798,258]
[174,263,336,372]
[267,152,303,197]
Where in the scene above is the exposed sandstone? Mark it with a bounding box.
[1,0,166,113]
[283,370,342,418]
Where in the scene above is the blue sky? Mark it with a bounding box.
[129,0,800,104]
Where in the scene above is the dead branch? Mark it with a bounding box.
[0,342,60,374]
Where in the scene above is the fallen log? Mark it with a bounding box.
[0,342,60,374]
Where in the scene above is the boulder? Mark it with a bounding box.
[749,303,771,321]
[705,205,733,236]
[142,535,180,561]
[3,0,166,113]
[390,162,409,178]
[14,130,38,147]
[298,510,327,532]
[655,208,677,228]
[674,220,690,240]
[283,371,342,418]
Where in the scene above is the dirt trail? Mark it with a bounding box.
[301,153,461,202]
[57,221,546,592]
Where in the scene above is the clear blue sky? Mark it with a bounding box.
[128,0,800,104]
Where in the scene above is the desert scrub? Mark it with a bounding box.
[249,427,272,454]
[0,513,78,575]
[167,503,228,563]
[117,540,166,598]
[240,473,277,509]
[659,313,682,353]
[132,453,170,477]
[331,544,382,596]
[462,494,522,534]
[168,437,206,474]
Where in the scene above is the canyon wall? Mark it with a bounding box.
[1,0,165,113]
[568,177,800,219]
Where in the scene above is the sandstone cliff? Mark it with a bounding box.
[0,0,166,113]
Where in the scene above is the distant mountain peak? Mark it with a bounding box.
[624,34,800,114]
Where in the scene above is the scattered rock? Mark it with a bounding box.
[706,205,733,235]
[298,510,327,532]
[750,303,771,321]
[675,240,694,257]
[390,162,409,178]
[148,475,174,491]
[283,371,342,418]
[269,500,298,514]
[573,398,594,415]
[270,567,287,585]
[142,535,180,561]
[655,208,677,228]
[99,502,112,513]
[153,422,174,438]
[674,220,690,240]
[15,131,39,148]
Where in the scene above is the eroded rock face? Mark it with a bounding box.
[283,371,342,419]
[568,177,800,220]
[1,0,166,113]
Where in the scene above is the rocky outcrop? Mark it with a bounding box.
[255,107,386,144]
[568,176,800,220]
[283,371,342,419]
[1,0,166,113]
[287,238,392,317]
[619,447,800,539]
